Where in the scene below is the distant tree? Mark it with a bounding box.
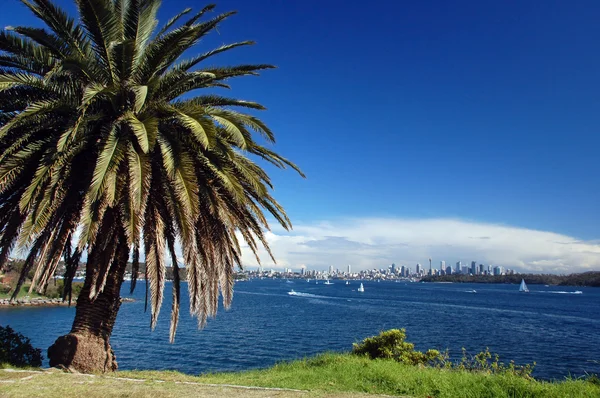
[0,0,302,373]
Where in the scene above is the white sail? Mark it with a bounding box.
[519,279,529,293]
[358,283,365,292]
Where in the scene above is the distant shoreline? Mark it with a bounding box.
[0,297,135,308]
[421,272,600,287]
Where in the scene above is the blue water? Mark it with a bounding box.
[1,279,599,380]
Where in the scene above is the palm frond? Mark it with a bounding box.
[1,0,302,343]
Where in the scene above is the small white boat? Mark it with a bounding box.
[357,283,365,292]
[324,280,334,285]
[345,281,349,285]
[519,279,529,293]
[288,290,297,296]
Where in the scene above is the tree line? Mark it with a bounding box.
[421,272,600,287]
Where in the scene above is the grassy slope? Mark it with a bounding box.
[121,353,600,398]
[0,284,46,299]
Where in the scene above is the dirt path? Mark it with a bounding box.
[0,369,400,398]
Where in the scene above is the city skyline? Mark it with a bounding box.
[238,218,600,275]
[254,258,515,276]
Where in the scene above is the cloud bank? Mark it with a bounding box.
[239,218,600,274]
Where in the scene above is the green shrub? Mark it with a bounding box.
[0,283,11,295]
[454,347,535,379]
[353,329,535,379]
[0,325,42,367]
[43,280,84,299]
[352,329,445,366]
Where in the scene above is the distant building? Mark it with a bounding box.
[446,265,453,275]
[347,264,351,274]
[479,264,484,274]
[391,263,396,274]
[471,261,477,275]
[493,266,502,276]
[455,261,462,274]
[328,265,334,275]
[416,263,422,275]
[440,260,446,270]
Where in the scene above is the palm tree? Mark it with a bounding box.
[0,0,302,373]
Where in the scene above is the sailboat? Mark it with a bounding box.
[519,279,529,293]
[345,281,349,285]
[324,279,334,285]
[357,283,365,292]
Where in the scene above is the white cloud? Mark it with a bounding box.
[239,218,600,274]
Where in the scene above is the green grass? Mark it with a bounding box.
[0,283,46,299]
[121,353,600,398]
[2,354,599,397]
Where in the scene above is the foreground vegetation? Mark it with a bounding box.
[3,328,597,397]
[422,271,600,287]
[2,354,598,398]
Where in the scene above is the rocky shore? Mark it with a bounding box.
[0,297,135,307]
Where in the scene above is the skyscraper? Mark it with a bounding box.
[391,263,396,274]
[347,264,351,274]
[440,260,446,270]
[416,263,422,275]
[471,261,477,275]
[479,264,484,274]
[328,265,334,275]
[455,261,462,274]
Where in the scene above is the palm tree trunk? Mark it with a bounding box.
[47,244,129,373]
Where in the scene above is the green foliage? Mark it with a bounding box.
[43,280,83,299]
[0,283,10,295]
[353,329,536,379]
[452,347,535,379]
[352,329,445,366]
[0,280,83,300]
[0,325,42,367]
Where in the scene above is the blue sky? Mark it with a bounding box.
[4,0,600,271]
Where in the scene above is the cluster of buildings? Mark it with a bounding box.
[423,260,516,277]
[249,260,517,280]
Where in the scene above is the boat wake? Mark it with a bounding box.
[287,290,329,299]
[545,291,583,295]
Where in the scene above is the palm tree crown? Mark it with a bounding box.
[0,0,302,342]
